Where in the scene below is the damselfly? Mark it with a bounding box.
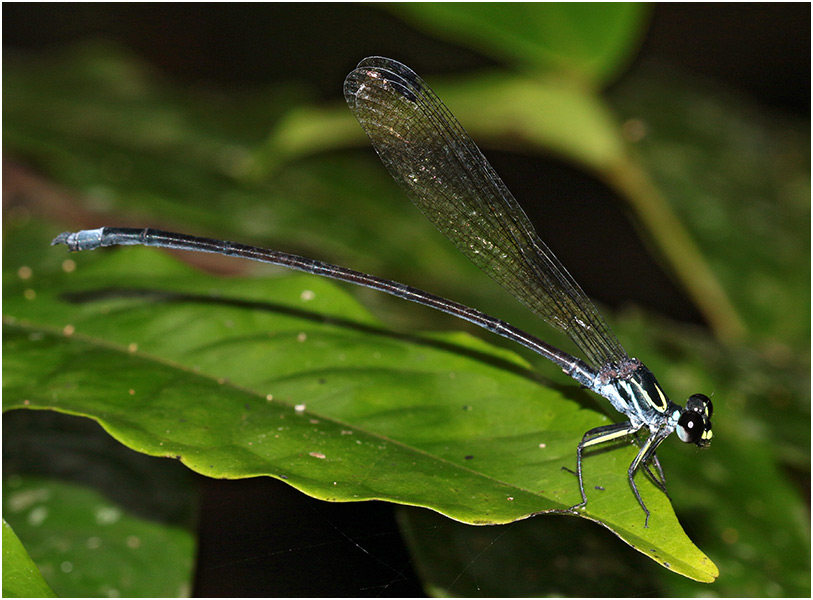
[53,56,713,526]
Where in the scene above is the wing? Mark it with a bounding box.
[344,56,627,369]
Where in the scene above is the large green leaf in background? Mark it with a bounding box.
[395,3,649,85]
[3,3,809,596]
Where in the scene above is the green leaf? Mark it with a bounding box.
[3,476,194,597]
[265,71,625,177]
[392,3,649,85]
[2,519,57,598]
[3,223,715,582]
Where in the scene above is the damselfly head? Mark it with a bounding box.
[676,393,713,447]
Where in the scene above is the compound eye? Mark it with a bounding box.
[677,411,704,444]
[688,393,713,418]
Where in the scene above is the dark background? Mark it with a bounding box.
[3,3,809,113]
[3,3,809,597]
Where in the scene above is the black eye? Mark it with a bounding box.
[677,411,704,444]
[691,393,712,418]
[697,394,714,419]
[686,393,712,418]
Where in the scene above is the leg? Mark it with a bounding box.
[627,431,670,528]
[568,422,639,512]
[643,453,668,496]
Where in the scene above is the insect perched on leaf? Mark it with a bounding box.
[53,56,713,527]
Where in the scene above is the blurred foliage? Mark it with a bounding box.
[3,3,809,597]
[3,407,197,597]
[611,64,810,349]
[394,3,649,85]
[3,519,57,598]
[3,475,194,597]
